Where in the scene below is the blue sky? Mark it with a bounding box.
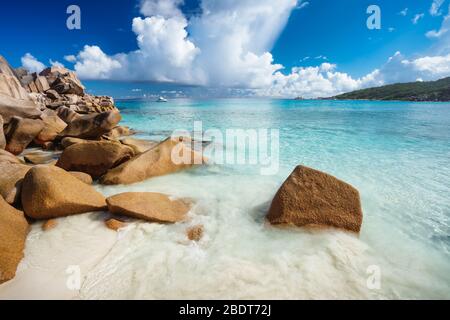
[2,0,450,98]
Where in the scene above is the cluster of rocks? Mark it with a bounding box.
[0,54,363,286]
[16,65,116,114]
[0,55,207,284]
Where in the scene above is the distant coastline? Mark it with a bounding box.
[324,77,450,102]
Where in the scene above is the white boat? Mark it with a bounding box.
[156,96,168,102]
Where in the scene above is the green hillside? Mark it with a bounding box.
[332,77,450,102]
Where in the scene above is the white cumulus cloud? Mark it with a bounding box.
[21,53,46,73]
[73,45,122,79]
[430,0,445,16]
[47,0,450,98]
[64,55,77,63]
[412,13,425,24]
[67,0,297,88]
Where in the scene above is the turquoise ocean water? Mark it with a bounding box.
[99,98,450,298]
[4,98,448,299]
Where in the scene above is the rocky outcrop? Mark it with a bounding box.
[21,165,107,219]
[0,56,31,101]
[100,137,204,185]
[58,111,122,139]
[0,162,31,204]
[5,117,44,155]
[267,166,363,233]
[106,192,191,223]
[0,196,29,284]
[69,171,93,185]
[120,138,158,154]
[0,115,5,149]
[12,65,118,114]
[56,141,134,178]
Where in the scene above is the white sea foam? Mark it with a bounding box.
[2,168,448,299]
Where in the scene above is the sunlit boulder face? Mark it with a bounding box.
[267,166,363,233]
[100,137,205,185]
[56,141,135,178]
[106,192,191,223]
[35,109,67,144]
[57,110,122,139]
[5,117,45,155]
[0,149,21,164]
[21,165,107,219]
[0,55,32,101]
[0,195,29,284]
[0,56,41,124]
[0,162,31,205]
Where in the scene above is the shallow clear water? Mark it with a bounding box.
[1,99,449,299]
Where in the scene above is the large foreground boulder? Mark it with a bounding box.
[58,110,121,139]
[21,165,107,219]
[106,192,190,223]
[0,196,29,284]
[100,137,204,185]
[0,163,31,204]
[267,166,363,233]
[56,141,134,178]
[5,117,44,155]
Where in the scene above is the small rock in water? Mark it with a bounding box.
[186,225,204,241]
[105,218,126,231]
[42,219,58,231]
